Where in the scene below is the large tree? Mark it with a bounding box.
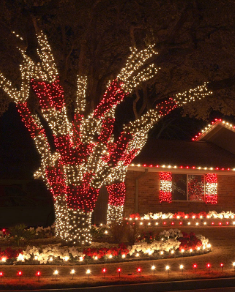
[0,30,212,244]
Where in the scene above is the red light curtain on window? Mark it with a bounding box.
[205,173,218,204]
[188,175,204,201]
[159,172,172,203]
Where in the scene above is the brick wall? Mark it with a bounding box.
[124,171,235,217]
[217,175,235,211]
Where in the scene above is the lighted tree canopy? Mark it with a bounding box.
[0,0,235,245]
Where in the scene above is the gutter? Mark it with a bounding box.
[135,168,148,213]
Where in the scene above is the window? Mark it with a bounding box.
[172,174,187,201]
[172,174,205,202]
[188,175,204,201]
[159,172,217,203]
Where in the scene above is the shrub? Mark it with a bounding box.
[9,224,35,246]
[178,232,202,251]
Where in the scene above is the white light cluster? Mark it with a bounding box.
[160,179,172,193]
[0,52,35,103]
[174,82,213,106]
[107,205,124,225]
[76,76,87,113]
[36,32,58,81]
[12,30,24,41]
[117,45,160,93]
[104,166,128,186]
[206,182,217,195]
[42,107,71,136]
[124,109,161,133]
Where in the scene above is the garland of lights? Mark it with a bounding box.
[192,118,235,142]
[128,210,235,220]
[0,30,213,245]
[130,163,235,172]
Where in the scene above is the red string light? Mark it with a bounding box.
[106,182,126,207]
[31,77,65,110]
[54,134,94,165]
[17,102,45,138]
[157,97,177,116]
[46,166,66,199]
[93,79,126,119]
[159,172,172,203]
[98,118,115,144]
[107,132,133,166]
[205,173,218,204]
[66,185,99,212]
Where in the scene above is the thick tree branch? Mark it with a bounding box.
[133,90,141,119]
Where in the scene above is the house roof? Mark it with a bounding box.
[131,119,235,172]
[192,119,235,155]
[132,139,235,169]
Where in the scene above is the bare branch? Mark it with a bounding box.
[133,89,141,119]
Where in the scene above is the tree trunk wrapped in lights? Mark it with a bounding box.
[0,31,213,245]
[106,182,126,224]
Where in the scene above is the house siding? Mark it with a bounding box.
[218,175,235,210]
[124,171,235,216]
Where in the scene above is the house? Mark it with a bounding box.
[124,119,235,217]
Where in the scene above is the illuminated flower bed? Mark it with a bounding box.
[0,247,22,263]
[129,229,210,258]
[0,229,211,265]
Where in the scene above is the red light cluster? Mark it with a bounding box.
[106,182,126,207]
[205,173,218,204]
[93,79,126,119]
[17,102,45,138]
[66,185,99,212]
[159,172,172,203]
[157,98,177,116]
[31,78,65,110]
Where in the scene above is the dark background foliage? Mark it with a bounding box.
[1,0,235,174]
